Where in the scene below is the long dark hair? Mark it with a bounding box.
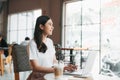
[34,15,50,53]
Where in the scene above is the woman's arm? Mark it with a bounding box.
[64,64,77,72]
[53,54,77,72]
[30,60,54,73]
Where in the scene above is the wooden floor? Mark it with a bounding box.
[0,63,14,80]
[0,62,31,80]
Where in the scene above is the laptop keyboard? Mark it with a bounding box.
[63,69,90,78]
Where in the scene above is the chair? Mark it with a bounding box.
[0,50,4,75]
[11,44,31,80]
[4,45,13,73]
[0,46,10,76]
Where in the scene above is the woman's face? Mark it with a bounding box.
[41,19,54,36]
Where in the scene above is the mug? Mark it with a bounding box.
[54,61,64,79]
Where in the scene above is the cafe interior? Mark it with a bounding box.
[0,0,120,80]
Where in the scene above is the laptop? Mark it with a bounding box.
[63,52,97,78]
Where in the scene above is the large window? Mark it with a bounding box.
[62,0,100,74]
[7,9,42,44]
[63,0,120,78]
[101,0,120,78]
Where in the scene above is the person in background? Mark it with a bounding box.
[20,37,30,46]
[0,33,8,57]
[27,15,77,80]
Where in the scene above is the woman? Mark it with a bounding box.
[27,15,76,80]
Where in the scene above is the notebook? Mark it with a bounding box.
[64,52,97,78]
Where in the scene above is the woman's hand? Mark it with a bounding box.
[64,64,77,72]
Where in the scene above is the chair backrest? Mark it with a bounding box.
[12,44,31,72]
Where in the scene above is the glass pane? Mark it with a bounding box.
[18,13,27,30]
[27,12,33,29]
[84,0,100,12]
[33,9,42,19]
[10,30,18,44]
[33,9,42,26]
[64,25,81,48]
[10,14,18,30]
[66,1,82,25]
[7,9,42,45]
[82,24,100,50]
[101,0,120,78]
[82,0,100,24]
[18,30,26,44]
[7,17,10,31]
[63,0,101,71]
[7,30,10,43]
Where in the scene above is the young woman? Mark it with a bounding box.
[27,15,77,80]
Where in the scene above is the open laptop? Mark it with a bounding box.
[64,52,97,78]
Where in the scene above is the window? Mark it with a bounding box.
[62,0,100,74]
[7,9,42,44]
[101,0,120,78]
[63,0,120,78]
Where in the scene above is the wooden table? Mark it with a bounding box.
[44,73,93,80]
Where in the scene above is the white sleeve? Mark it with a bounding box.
[29,40,38,60]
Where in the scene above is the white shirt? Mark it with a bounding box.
[29,38,56,67]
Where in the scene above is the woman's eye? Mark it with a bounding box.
[49,23,53,26]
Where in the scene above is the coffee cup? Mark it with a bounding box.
[54,62,64,79]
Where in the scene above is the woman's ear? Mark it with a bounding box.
[39,24,44,30]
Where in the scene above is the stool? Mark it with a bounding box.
[0,50,4,76]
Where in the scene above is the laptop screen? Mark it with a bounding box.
[82,51,97,74]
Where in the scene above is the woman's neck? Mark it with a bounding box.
[42,35,47,43]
